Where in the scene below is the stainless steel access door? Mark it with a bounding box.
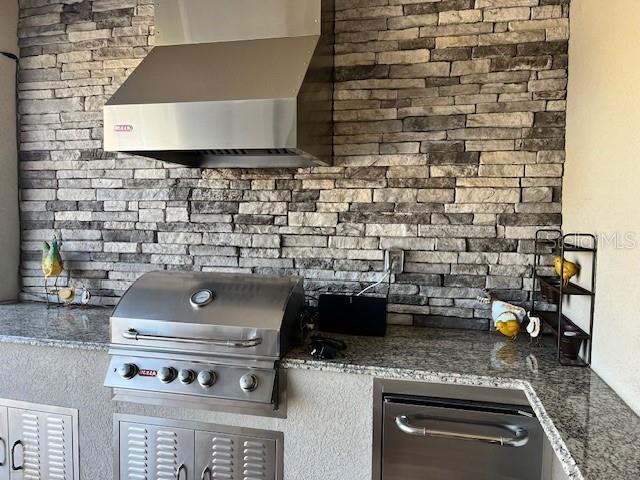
[115,415,283,480]
[195,430,277,480]
[382,397,543,480]
[8,408,75,480]
[0,407,7,480]
[119,422,195,480]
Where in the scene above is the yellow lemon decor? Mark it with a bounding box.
[495,319,521,339]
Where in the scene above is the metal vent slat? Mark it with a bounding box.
[242,439,268,480]
[22,412,41,479]
[125,425,149,480]
[202,149,295,156]
[212,435,234,479]
[156,429,179,479]
[46,415,67,480]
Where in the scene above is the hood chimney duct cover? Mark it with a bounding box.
[103,0,334,168]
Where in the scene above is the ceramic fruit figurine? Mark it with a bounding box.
[58,287,75,305]
[526,311,542,347]
[554,256,580,287]
[41,236,63,305]
[80,286,91,305]
[496,319,521,339]
[478,294,526,340]
[526,311,541,339]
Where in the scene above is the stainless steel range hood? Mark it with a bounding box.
[103,0,334,168]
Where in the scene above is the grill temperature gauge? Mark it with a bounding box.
[190,289,214,307]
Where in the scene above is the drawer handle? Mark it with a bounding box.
[395,415,529,447]
[10,440,23,470]
[176,463,187,480]
[0,437,5,466]
[201,466,212,480]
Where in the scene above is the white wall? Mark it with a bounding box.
[0,0,20,302]
[564,0,640,414]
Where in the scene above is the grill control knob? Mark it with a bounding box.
[239,373,258,392]
[157,367,177,384]
[197,370,216,388]
[117,363,138,380]
[178,369,195,384]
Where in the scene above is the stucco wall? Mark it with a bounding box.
[0,343,573,480]
[0,0,20,302]
[0,344,373,480]
[564,0,640,415]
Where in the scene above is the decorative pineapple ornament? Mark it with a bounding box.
[41,235,64,306]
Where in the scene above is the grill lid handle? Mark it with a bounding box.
[122,328,262,348]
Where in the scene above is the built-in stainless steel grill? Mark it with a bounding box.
[104,271,305,417]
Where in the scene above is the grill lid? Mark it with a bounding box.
[110,271,304,359]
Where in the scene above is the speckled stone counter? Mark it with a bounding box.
[0,302,110,350]
[284,328,640,480]
[0,302,637,479]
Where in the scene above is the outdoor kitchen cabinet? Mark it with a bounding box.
[195,430,277,480]
[119,421,195,479]
[115,415,283,480]
[0,401,78,480]
[0,407,7,480]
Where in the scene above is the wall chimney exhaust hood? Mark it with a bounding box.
[103,0,334,168]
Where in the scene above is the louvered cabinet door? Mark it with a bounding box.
[0,407,8,480]
[7,408,74,480]
[119,422,195,480]
[195,432,234,480]
[238,436,276,480]
[195,431,276,480]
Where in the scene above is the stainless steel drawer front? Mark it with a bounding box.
[382,399,543,480]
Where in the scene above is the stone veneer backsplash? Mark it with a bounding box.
[16,0,568,328]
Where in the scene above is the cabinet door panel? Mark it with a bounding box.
[8,408,74,480]
[195,431,276,480]
[195,431,234,480]
[119,422,194,480]
[43,413,74,480]
[0,407,8,480]
[240,436,276,480]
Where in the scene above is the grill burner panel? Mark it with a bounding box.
[104,271,305,417]
[105,356,276,404]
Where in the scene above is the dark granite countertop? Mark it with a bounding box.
[0,302,638,479]
[284,328,640,480]
[0,302,111,350]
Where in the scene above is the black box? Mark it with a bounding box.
[318,294,387,337]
